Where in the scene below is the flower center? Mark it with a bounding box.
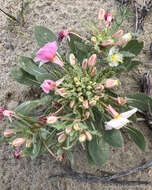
[114,114,121,119]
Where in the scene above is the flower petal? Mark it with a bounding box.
[120,108,138,119]
[105,117,130,130]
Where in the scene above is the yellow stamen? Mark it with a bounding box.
[114,114,121,119]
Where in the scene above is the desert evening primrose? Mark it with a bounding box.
[108,47,123,67]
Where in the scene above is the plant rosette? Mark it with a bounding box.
[1,8,146,166]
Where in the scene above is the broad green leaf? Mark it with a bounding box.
[103,129,124,147]
[125,126,146,152]
[30,134,42,159]
[35,72,58,82]
[88,136,109,166]
[121,40,143,56]
[127,93,152,111]
[11,67,40,86]
[15,95,53,115]
[125,60,142,71]
[34,26,57,47]
[19,56,48,77]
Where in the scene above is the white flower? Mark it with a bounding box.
[105,108,137,130]
[108,47,123,67]
[122,33,132,41]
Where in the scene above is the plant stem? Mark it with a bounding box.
[0,8,20,23]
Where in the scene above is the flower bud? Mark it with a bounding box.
[85,111,90,119]
[85,131,92,141]
[111,97,126,105]
[26,141,32,148]
[55,88,67,97]
[89,100,96,106]
[65,127,72,134]
[91,36,97,44]
[70,100,75,108]
[113,30,123,38]
[101,39,114,47]
[79,96,84,102]
[98,8,105,20]
[82,59,88,70]
[73,123,81,131]
[82,100,89,109]
[4,129,14,137]
[79,134,86,142]
[105,78,119,88]
[88,54,97,67]
[58,134,66,143]
[12,138,26,147]
[47,115,58,124]
[96,84,104,91]
[69,53,76,66]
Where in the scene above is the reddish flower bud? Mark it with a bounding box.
[105,78,119,88]
[113,30,123,38]
[98,8,105,20]
[58,134,66,143]
[4,129,14,137]
[101,39,114,47]
[13,148,21,159]
[82,100,89,109]
[58,29,70,43]
[12,138,26,147]
[82,59,88,70]
[0,107,5,120]
[38,116,47,124]
[88,54,97,67]
[47,115,58,124]
[96,84,104,91]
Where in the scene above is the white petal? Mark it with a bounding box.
[105,118,130,130]
[120,108,137,119]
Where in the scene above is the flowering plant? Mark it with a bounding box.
[1,8,146,166]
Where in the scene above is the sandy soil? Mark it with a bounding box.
[0,0,152,189]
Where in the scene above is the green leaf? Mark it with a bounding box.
[127,93,152,111]
[88,136,109,166]
[103,129,124,147]
[34,26,57,47]
[125,60,142,71]
[121,40,143,56]
[15,95,53,115]
[19,56,48,77]
[30,134,42,159]
[11,67,40,86]
[125,126,146,152]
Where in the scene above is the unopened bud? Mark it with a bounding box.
[98,8,105,20]
[79,134,86,142]
[85,111,90,119]
[91,36,97,44]
[85,131,92,141]
[12,138,26,147]
[89,100,96,106]
[58,134,66,143]
[96,84,104,91]
[69,53,76,66]
[82,59,88,70]
[26,141,32,148]
[65,127,72,134]
[79,96,84,102]
[82,100,89,109]
[113,30,123,38]
[101,39,114,47]
[88,54,97,67]
[47,115,58,124]
[73,123,81,131]
[4,129,14,137]
[70,100,75,108]
[105,78,119,88]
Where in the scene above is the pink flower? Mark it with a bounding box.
[104,12,114,27]
[41,80,56,94]
[58,29,70,43]
[96,84,104,91]
[34,41,64,67]
[113,30,123,38]
[105,78,119,88]
[0,107,5,120]
[0,108,14,122]
[107,105,119,118]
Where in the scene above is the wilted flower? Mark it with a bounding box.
[88,54,97,67]
[38,116,47,123]
[13,148,21,159]
[34,41,64,67]
[4,129,15,137]
[12,138,26,147]
[105,78,119,88]
[104,12,114,27]
[105,108,137,130]
[47,115,58,124]
[58,29,70,43]
[41,80,56,94]
[0,108,14,122]
[108,47,123,67]
[0,107,5,120]
[98,8,105,20]
[58,133,66,143]
[79,134,86,142]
